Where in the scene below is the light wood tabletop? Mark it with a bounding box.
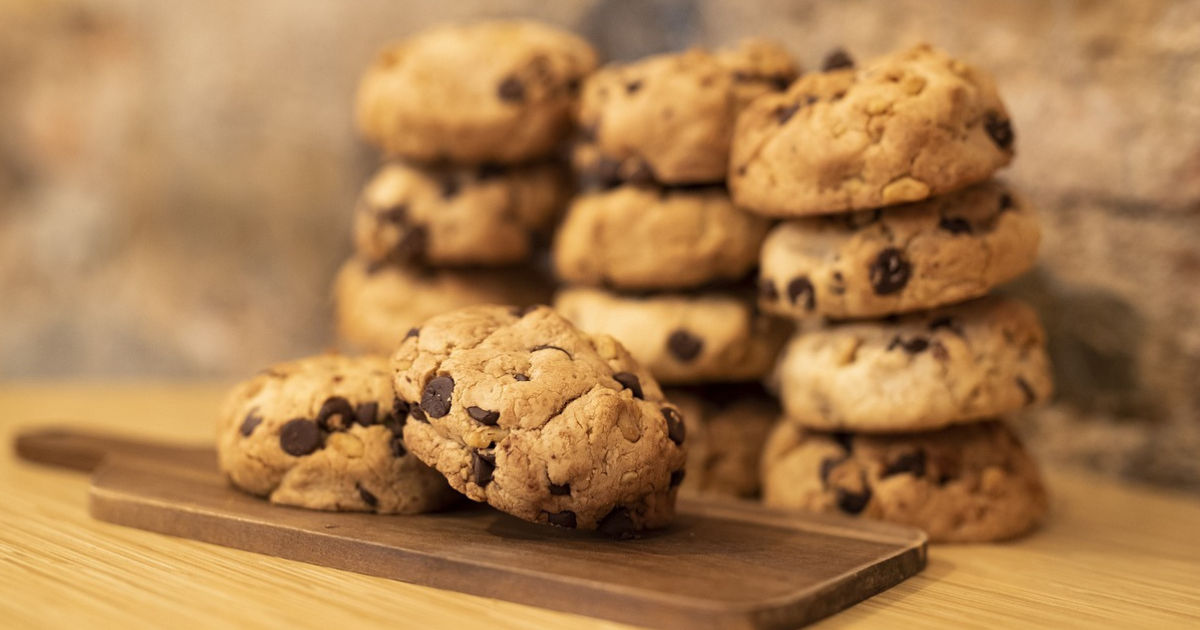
[2,382,1199,629]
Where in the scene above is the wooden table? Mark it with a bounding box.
[2,382,1199,629]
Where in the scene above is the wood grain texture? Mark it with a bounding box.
[3,383,1200,629]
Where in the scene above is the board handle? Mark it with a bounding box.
[14,426,210,473]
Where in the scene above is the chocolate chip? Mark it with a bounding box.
[410,406,428,423]
[663,407,686,445]
[882,450,926,479]
[239,411,262,437]
[498,76,526,102]
[405,327,419,339]
[390,436,407,458]
[822,48,855,72]
[819,457,844,485]
[887,336,929,354]
[938,217,973,234]
[392,225,428,263]
[531,344,572,359]
[357,484,378,507]
[775,103,800,124]
[514,374,530,382]
[759,278,779,302]
[472,450,495,487]
[931,341,950,361]
[467,406,500,426]
[927,317,963,335]
[836,485,872,515]
[1016,377,1037,405]
[669,469,686,487]
[613,372,644,399]
[999,193,1015,211]
[546,510,577,529]
[591,156,621,186]
[667,329,703,362]
[355,402,379,426]
[280,419,323,456]
[549,483,571,496]
[379,204,407,224]
[869,248,912,295]
[440,177,461,199]
[787,277,816,311]
[984,112,1014,150]
[391,398,410,425]
[832,431,853,452]
[420,376,455,418]
[769,74,792,91]
[316,397,355,432]
[597,506,637,539]
[625,80,642,94]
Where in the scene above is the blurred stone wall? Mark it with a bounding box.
[2,0,1199,490]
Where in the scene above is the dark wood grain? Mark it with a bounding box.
[15,426,927,630]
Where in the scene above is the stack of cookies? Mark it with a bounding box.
[734,44,1053,542]
[333,21,598,354]
[551,41,801,499]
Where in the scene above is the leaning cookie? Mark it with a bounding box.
[333,257,553,355]
[730,43,1015,216]
[392,305,687,535]
[356,21,597,164]
[553,185,770,291]
[758,181,1039,320]
[354,161,570,267]
[574,39,798,186]
[216,354,458,514]
[775,296,1053,433]
[554,287,791,385]
[761,420,1048,543]
[668,384,777,499]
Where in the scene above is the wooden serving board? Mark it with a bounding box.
[14,427,927,630]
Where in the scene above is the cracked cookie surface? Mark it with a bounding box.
[758,181,1039,320]
[553,185,770,290]
[216,354,458,514]
[391,305,686,534]
[355,161,570,267]
[356,21,597,164]
[554,286,791,385]
[333,257,553,355]
[761,420,1048,543]
[730,43,1014,217]
[774,296,1053,432]
[667,384,777,498]
[574,39,798,186]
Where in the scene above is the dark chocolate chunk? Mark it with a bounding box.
[984,112,1014,150]
[998,192,1015,211]
[279,419,323,456]
[472,450,495,487]
[821,48,855,72]
[666,329,703,362]
[405,327,419,339]
[467,406,500,426]
[410,406,428,423]
[239,411,262,437]
[832,431,854,452]
[357,484,378,508]
[546,510,577,529]
[787,276,816,311]
[938,217,973,234]
[931,341,950,361]
[927,317,962,335]
[882,450,927,479]
[613,372,644,399]
[819,457,844,485]
[440,176,461,199]
[759,277,779,302]
[393,225,428,263]
[869,248,912,295]
[355,402,379,427]
[531,344,572,359]
[597,506,637,539]
[379,204,407,224]
[835,485,872,515]
[887,336,930,354]
[1016,377,1037,405]
[498,76,526,102]
[775,103,800,124]
[391,397,410,425]
[316,397,355,432]
[669,469,686,487]
[420,376,455,418]
[514,374,530,382]
[390,436,407,458]
[549,483,571,496]
[591,156,622,186]
[663,407,686,445]
[625,79,642,94]
[769,74,792,91]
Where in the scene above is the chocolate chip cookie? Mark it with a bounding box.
[758,181,1039,320]
[775,296,1053,432]
[730,43,1015,216]
[356,21,597,164]
[392,305,686,534]
[552,185,770,290]
[761,420,1048,543]
[667,384,777,498]
[354,160,570,267]
[216,354,458,514]
[333,257,553,355]
[554,286,791,385]
[574,39,798,186]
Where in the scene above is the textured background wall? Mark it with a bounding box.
[2,0,1199,490]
